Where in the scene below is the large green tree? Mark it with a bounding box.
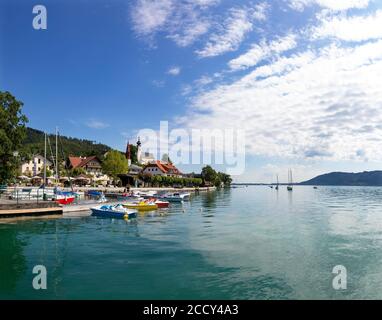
[102,150,129,181]
[201,165,217,184]
[218,172,232,186]
[0,91,28,184]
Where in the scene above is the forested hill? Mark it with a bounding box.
[300,171,382,186]
[22,128,112,159]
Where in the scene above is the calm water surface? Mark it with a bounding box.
[1,186,382,299]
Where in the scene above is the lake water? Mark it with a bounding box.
[1,186,382,300]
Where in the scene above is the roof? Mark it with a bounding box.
[129,164,143,171]
[69,156,100,169]
[143,161,182,175]
[69,156,82,168]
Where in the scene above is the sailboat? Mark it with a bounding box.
[47,128,76,205]
[287,169,293,191]
[275,174,279,190]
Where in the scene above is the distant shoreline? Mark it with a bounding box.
[232,183,382,187]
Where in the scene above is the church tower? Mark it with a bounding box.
[125,140,132,166]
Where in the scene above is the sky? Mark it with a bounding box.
[1,0,382,182]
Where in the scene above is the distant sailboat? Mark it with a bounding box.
[287,169,293,191]
[275,174,279,190]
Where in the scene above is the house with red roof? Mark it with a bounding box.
[68,156,103,176]
[141,160,182,177]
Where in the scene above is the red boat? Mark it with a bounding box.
[147,198,169,208]
[54,193,75,205]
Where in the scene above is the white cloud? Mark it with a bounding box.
[229,33,298,71]
[168,19,211,47]
[252,2,269,21]
[177,40,382,162]
[312,10,382,42]
[196,4,268,58]
[130,0,218,46]
[288,0,370,12]
[131,0,174,35]
[86,119,110,129]
[167,66,181,76]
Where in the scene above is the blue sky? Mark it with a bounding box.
[1,0,382,182]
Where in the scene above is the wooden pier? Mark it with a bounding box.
[0,202,63,218]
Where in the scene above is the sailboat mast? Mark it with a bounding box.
[56,127,58,181]
[44,132,47,186]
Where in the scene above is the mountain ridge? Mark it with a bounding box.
[300,170,382,186]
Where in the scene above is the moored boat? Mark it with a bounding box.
[287,169,293,191]
[147,198,170,208]
[55,193,75,205]
[160,192,190,202]
[91,204,137,219]
[133,191,158,199]
[123,201,158,211]
[54,188,76,205]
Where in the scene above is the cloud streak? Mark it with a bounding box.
[312,9,382,42]
[229,33,298,71]
[196,4,268,58]
[86,119,110,129]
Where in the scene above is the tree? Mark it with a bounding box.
[130,144,138,164]
[218,172,232,187]
[201,165,217,184]
[70,167,86,177]
[214,175,222,188]
[102,150,129,182]
[45,168,53,177]
[0,91,28,184]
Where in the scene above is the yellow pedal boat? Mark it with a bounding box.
[123,201,158,211]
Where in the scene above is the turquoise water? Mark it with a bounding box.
[1,186,382,299]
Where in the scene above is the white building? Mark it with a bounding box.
[136,137,156,165]
[141,160,182,177]
[21,155,52,176]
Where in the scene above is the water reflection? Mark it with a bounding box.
[3,187,382,299]
[0,226,27,295]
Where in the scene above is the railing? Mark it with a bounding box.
[0,187,54,205]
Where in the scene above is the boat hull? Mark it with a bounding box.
[124,203,158,211]
[155,201,169,208]
[56,197,75,205]
[91,208,137,219]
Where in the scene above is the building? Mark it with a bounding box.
[21,155,52,176]
[68,156,103,176]
[118,164,143,187]
[141,160,182,177]
[136,137,156,165]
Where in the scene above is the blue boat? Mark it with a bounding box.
[91,204,137,219]
[87,190,104,198]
